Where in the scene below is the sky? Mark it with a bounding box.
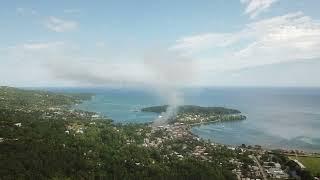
[1,0,320,87]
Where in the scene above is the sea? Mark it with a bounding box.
[45,87,320,152]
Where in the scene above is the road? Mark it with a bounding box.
[251,155,268,180]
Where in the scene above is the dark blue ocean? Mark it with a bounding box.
[46,87,320,152]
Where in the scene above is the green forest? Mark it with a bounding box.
[0,87,238,179]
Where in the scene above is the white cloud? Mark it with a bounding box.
[6,41,66,57]
[240,0,279,19]
[96,42,107,48]
[170,32,246,54]
[235,12,320,65]
[3,12,320,87]
[0,41,68,86]
[16,7,37,16]
[63,9,81,14]
[172,12,320,73]
[20,42,65,50]
[3,42,68,73]
[44,16,78,32]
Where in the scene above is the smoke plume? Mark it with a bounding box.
[47,48,196,124]
[143,49,194,125]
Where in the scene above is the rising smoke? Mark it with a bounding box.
[143,49,195,125]
[47,48,196,125]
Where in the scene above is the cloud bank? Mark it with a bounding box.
[172,12,320,73]
[44,16,78,32]
[240,0,280,18]
[2,11,320,87]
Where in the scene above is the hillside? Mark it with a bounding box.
[0,87,239,179]
[0,86,92,110]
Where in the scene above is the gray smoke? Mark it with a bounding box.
[143,49,195,125]
[47,48,196,124]
[152,91,183,126]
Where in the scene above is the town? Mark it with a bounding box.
[1,86,319,179]
[145,123,319,179]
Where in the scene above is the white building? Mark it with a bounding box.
[14,123,22,127]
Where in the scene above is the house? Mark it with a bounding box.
[267,168,288,179]
[274,163,281,169]
[76,128,84,134]
[91,114,100,118]
[14,123,22,127]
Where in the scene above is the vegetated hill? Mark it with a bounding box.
[141,105,241,115]
[0,86,92,109]
[0,86,237,179]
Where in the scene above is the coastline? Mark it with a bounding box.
[73,94,320,155]
[155,120,320,156]
[2,86,319,178]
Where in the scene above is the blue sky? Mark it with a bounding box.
[1,0,320,87]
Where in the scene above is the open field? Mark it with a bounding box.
[289,156,320,176]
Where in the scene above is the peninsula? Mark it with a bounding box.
[141,105,246,125]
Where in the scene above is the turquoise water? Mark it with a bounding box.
[49,87,320,152]
[74,89,162,124]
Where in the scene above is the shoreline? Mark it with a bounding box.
[190,125,320,155]
[154,122,320,157]
[190,122,320,154]
[73,97,320,155]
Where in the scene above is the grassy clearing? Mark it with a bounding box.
[289,156,320,176]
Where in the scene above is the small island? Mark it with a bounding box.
[141,105,246,125]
